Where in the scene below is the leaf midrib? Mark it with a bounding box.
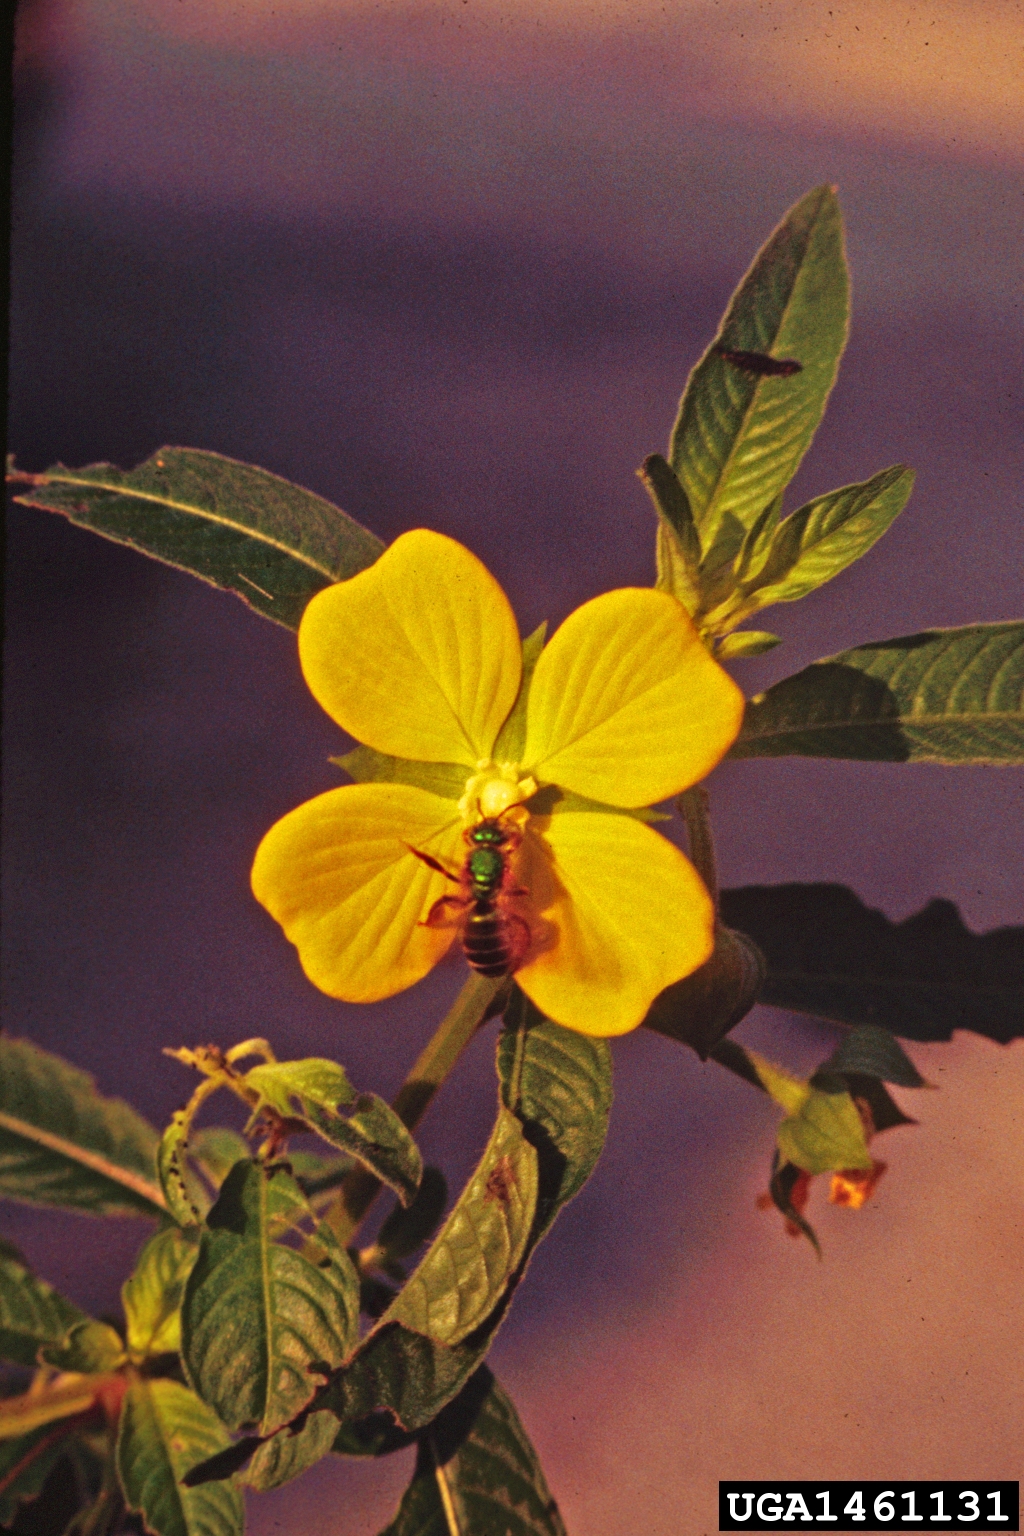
[0,1109,165,1212]
[21,472,346,582]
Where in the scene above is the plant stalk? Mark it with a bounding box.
[323,972,506,1245]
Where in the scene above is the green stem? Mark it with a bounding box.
[679,783,719,911]
[323,972,507,1246]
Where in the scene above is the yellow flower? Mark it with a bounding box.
[251,530,744,1036]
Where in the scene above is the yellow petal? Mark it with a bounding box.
[515,811,714,1036]
[251,782,465,1003]
[298,529,522,765]
[522,588,745,807]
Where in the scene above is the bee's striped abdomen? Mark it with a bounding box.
[462,900,516,977]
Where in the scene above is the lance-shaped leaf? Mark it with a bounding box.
[0,1375,101,1439]
[730,622,1024,763]
[181,1161,360,1435]
[117,1378,244,1536]
[383,1109,537,1346]
[241,1410,341,1493]
[816,1026,926,1088]
[379,1368,567,1536]
[123,1226,199,1360]
[670,185,849,567]
[0,1037,165,1218]
[244,1059,423,1207]
[720,883,1024,1043]
[9,448,384,631]
[0,1248,86,1368]
[708,464,915,627]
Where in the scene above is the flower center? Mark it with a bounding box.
[458,760,538,826]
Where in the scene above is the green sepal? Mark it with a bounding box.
[336,747,467,802]
[731,621,1024,763]
[9,447,383,631]
[0,1037,164,1219]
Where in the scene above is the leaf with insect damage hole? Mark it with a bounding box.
[382,1108,537,1346]
[0,1037,164,1219]
[730,622,1024,763]
[180,1161,360,1435]
[378,1368,566,1536]
[117,1378,244,1536]
[122,1225,199,1360]
[0,1246,87,1368]
[670,185,849,571]
[720,883,1024,1043]
[242,1059,422,1207]
[9,447,383,631]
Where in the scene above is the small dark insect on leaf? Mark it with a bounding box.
[714,345,803,377]
[484,1154,517,1208]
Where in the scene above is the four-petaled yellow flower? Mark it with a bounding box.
[251,530,744,1036]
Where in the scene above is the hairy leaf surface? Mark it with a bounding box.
[123,1226,199,1359]
[181,1161,360,1435]
[117,1378,244,1536]
[0,1249,86,1368]
[379,1369,566,1536]
[10,448,383,630]
[730,623,1024,763]
[670,185,849,565]
[0,1038,164,1218]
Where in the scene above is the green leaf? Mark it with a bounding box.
[158,1078,228,1229]
[180,1161,360,1435]
[123,1226,199,1360]
[723,465,915,618]
[746,1051,810,1116]
[730,622,1024,763]
[642,925,765,1059]
[492,626,550,763]
[0,1376,99,1438]
[379,1369,566,1536]
[670,185,849,567]
[716,630,782,658]
[39,1319,126,1373]
[241,1410,340,1493]
[720,883,1024,1043]
[116,1378,244,1536]
[335,747,467,801]
[0,1248,86,1367]
[816,1026,926,1088]
[497,989,612,1229]
[10,447,384,631]
[382,1108,538,1346]
[0,1038,165,1218]
[244,1060,423,1207]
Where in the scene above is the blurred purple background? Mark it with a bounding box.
[4,2,1023,1530]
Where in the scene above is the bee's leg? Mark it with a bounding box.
[406,844,460,881]
[421,895,469,929]
[505,912,534,970]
